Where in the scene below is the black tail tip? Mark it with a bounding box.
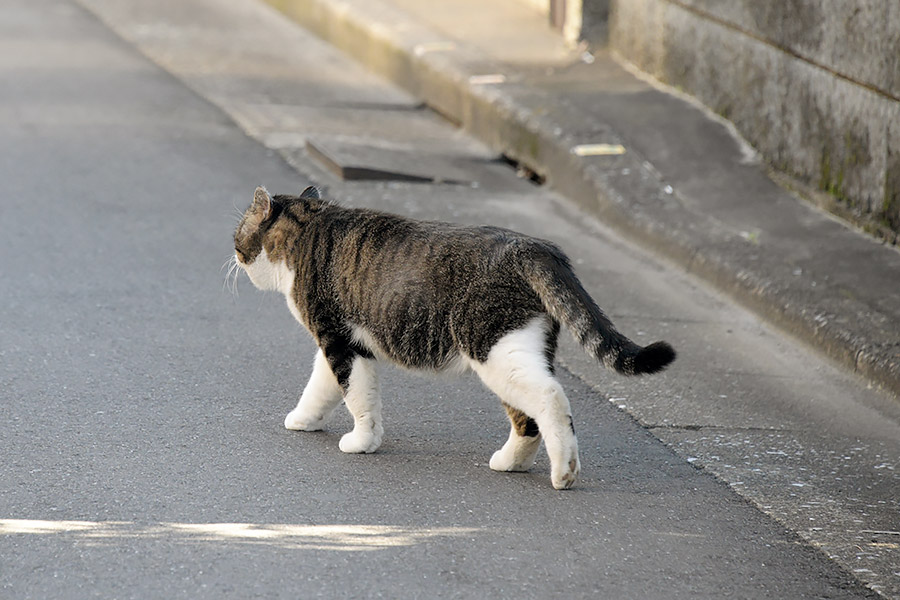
[633,341,676,375]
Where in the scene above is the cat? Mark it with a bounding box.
[233,185,675,489]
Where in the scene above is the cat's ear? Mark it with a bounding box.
[299,185,321,200]
[239,186,272,238]
[253,186,273,217]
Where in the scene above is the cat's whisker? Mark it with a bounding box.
[221,256,234,291]
[222,254,242,297]
[231,260,242,297]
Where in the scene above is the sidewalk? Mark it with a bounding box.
[266,0,900,398]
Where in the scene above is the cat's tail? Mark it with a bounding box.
[521,243,676,376]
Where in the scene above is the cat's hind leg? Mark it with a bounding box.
[285,348,343,431]
[336,356,383,454]
[471,317,580,490]
[489,403,542,472]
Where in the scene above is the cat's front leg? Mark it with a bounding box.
[285,349,343,431]
[336,356,383,454]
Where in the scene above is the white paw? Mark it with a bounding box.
[338,425,382,454]
[284,408,327,431]
[551,454,581,490]
[489,447,536,472]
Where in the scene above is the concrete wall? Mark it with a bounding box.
[606,0,900,236]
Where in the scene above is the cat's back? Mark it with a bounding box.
[334,205,542,260]
[331,207,559,315]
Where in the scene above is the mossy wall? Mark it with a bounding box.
[608,0,900,238]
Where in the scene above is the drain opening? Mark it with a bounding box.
[500,154,545,186]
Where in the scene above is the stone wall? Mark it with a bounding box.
[606,0,900,237]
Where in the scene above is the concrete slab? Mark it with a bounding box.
[657,426,900,593]
[306,136,478,183]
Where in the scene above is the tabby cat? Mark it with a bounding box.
[233,186,675,489]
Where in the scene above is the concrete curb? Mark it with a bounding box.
[265,0,900,398]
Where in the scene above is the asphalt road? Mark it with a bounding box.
[0,0,894,598]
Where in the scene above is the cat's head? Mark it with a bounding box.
[233,185,320,292]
